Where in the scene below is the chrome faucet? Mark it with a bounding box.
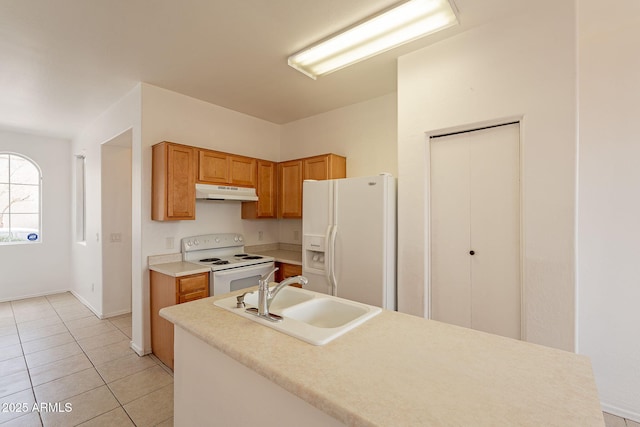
[254,267,308,322]
[257,267,278,317]
[267,275,308,312]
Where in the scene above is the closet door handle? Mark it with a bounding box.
[469,250,475,255]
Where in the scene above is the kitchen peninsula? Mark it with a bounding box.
[160,291,603,427]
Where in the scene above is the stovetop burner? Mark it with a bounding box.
[182,233,275,271]
[233,253,263,260]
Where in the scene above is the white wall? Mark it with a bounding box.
[71,85,142,319]
[577,0,640,420]
[140,83,281,352]
[277,93,398,254]
[280,93,398,177]
[101,132,133,317]
[397,2,577,351]
[0,130,71,301]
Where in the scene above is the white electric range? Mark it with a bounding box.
[181,233,275,296]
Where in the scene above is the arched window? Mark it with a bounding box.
[0,153,42,244]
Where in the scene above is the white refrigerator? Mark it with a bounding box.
[302,174,396,310]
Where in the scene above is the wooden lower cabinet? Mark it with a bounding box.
[275,262,303,287]
[150,270,209,369]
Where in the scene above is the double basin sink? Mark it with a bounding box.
[213,286,381,345]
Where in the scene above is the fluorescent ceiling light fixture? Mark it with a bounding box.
[288,0,458,79]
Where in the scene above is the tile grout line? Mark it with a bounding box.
[6,293,176,427]
[45,295,173,426]
[10,298,44,427]
[10,295,135,426]
[46,297,139,426]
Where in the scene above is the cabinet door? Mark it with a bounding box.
[241,160,276,219]
[229,155,256,187]
[278,160,303,218]
[303,154,346,180]
[167,144,196,219]
[198,150,229,184]
[152,142,195,221]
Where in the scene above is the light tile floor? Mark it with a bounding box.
[0,292,173,426]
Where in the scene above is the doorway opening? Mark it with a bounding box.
[101,129,133,317]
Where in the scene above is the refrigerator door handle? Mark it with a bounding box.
[324,224,332,290]
[329,224,338,296]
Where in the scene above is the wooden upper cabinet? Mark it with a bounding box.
[303,154,346,180]
[242,160,277,219]
[198,149,256,187]
[229,155,257,187]
[278,160,303,218]
[277,154,346,219]
[198,150,228,183]
[152,142,196,221]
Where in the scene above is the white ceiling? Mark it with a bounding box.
[0,0,528,139]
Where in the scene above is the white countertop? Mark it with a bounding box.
[160,290,604,427]
[253,249,302,265]
[148,261,210,277]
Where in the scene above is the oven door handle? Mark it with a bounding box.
[213,263,274,277]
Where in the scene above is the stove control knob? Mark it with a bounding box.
[312,254,319,262]
[186,240,192,247]
[233,236,239,242]
[215,238,220,243]
[238,236,243,242]
[194,240,199,246]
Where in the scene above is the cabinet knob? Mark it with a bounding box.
[469,250,475,255]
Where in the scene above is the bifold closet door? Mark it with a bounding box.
[430,123,520,339]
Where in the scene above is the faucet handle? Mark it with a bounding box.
[260,267,279,284]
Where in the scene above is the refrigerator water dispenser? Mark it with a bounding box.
[304,235,326,273]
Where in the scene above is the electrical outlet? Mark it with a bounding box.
[91,283,94,292]
[166,237,175,249]
[293,230,300,241]
[110,233,122,243]
[258,231,263,241]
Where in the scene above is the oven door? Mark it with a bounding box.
[211,262,275,296]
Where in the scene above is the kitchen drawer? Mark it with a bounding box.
[275,262,303,287]
[178,274,208,294]
[179,290,208,304]
[281,263,302,278]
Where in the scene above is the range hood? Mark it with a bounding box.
[195,183,258,202]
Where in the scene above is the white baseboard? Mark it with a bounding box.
[102,308,132,319]
[602,402,640,423]
[130,341,148,356]
[0,289,71,303]
[69,290,102,318]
